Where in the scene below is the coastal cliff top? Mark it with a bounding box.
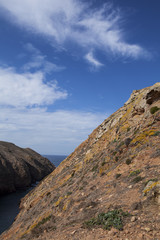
[0,142,55,195]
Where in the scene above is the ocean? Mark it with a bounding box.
[0,155,67,235]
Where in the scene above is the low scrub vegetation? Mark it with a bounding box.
[84,209,130,231]
[150,106,160,114]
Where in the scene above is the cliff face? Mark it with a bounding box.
[0,142,55,195]
[1,83,160,240]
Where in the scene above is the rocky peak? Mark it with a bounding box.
[1,83,160,240]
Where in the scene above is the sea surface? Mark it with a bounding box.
[0,155,67,235]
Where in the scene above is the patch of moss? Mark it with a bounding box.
[131,130,156,144]
[35,215,51,228]
[145,178,158,186]
[143,181,160,195]
[129,169,141,177]
[92,164,98,172]
[153,131,160,136]
[84,209,130,231]
[150,106,160,114]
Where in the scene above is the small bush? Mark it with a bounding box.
[84,209,130,231]
[132,176,143,183]
[115,156,119,162]
[101,161,106,166]
[113,151,117,156]
[129,170,141,177]
[115,173,121,179]
[126,159,132,165]
[150,106,160,114]
[92,164,98,172]
[127,127,131,132]
[67,191,72,196]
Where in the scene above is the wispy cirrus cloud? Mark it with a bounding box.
[85,51,104,70]
[23,43,65,73]
[0,0,150,65]
[0,66,67,108]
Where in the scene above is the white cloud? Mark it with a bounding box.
[0,66,67,108]
[85,51,104,69]
[0,0,150,62]
[23,43,65,73]
[0,64,107,154]
[0,107,107,154]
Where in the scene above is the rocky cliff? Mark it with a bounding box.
[1,83,160,240]
[0,142,55,195]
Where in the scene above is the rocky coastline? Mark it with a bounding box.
[0,141,55,196]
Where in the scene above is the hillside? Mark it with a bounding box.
[1,83,160,240]
[0,142,55,195]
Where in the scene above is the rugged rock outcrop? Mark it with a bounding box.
[1,83,160,240]
[0,142,55,195]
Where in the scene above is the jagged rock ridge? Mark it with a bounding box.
[0,141,55,195]
[1,83,160,240]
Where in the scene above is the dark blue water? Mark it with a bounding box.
[44,155,67,167]
[0,155,66,235]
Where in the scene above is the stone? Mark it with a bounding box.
[131,216,136,222]
[144,227,151,232]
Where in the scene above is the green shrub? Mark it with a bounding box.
[113,151,117,156]
[129,170,141,177]
[126,159,132,165]
[150,106,160,114]
[101,161,106,166]
[67,191,72,196]
[84,209,130,231]
[115,156,119,162]
[92,164,98,172]
[115,173,121,179]
[127,127,131,132]
[132,176,143,183]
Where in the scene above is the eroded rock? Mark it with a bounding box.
[0,141,55,195]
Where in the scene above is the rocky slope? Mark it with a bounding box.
[1,83,160,240]
[0,142,55,195]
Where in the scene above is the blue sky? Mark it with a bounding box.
[0,0,159,155]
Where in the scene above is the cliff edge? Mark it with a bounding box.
[1,83,160,240]
[0,142,55,195]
